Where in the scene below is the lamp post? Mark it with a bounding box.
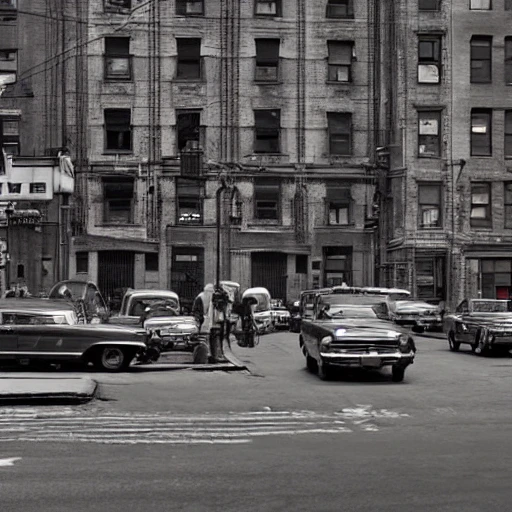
[4,201,14,293]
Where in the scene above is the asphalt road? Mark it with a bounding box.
[2,331,512,511]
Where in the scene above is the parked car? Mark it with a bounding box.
[289,300,301,333]
[0,298,148,371]
[300,291,416,382]
[444,298,512,355]
[110,289,181,326]
[385,297,442,333]
[48,280,109,324]
[242,287,272,333]
[270,299,291,330]
[110,289,201,356]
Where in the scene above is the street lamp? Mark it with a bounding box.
[4,201,14,293]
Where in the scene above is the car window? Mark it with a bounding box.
[1,313,67,325]
[129,297,179,316]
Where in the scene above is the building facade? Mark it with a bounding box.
[59,0,381,308]
[0,0,73,295]
[378,0,512,308]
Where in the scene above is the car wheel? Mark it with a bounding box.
[391,366,405,382]
[317,361,334,381]
[412,325,425,334]
[97,347,130,372]
[306,353,317,373]
[448,332,460,352]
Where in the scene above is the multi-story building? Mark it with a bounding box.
[0,0,73,295]
[379,0,512,308]
[60,0,380,308]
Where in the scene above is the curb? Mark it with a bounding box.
[0,378,98,406]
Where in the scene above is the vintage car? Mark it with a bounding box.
[270,299,291,330]
[385,297,442,333]
[444,298,512,355]
[242,287,272,333]
[300,291,416,382]
[48,280,110,324]
[0,298,148,371]
[110,289,200,354]
[289,301,301,333]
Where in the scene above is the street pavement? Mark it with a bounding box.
[1,331,512,511]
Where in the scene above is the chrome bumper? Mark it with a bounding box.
[320,350,415,368]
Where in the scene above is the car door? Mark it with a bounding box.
[0,312,18,354]
[453,300,471,344]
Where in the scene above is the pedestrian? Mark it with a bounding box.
[192,283,214,333]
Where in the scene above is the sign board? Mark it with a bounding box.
[7,210,41,227]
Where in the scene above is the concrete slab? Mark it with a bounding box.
[0,376,98,405]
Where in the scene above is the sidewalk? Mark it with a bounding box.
[0,376,98,405]
[0,338,247,405]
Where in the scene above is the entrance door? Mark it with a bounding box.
[98,251,135,307]
[171,247,204,313]
[251,252,287,301]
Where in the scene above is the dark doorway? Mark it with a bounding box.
[251,252,287,301]
[98,251,135,306]
[171,246,205,313]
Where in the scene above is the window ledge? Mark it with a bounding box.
[325,223,355,228]
[253,80,282,85]
[172,79,206,84]
[102,150,133,155]
[326,80,352,85]
[96,223,142,227]
[418,227,444,231]
[104,77,133,83]
[470,227,493,231]
[249,220,280,226]
[418,155,442,159]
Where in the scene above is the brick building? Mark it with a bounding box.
[0,0,73,295]
[377,0,512,308]
[59,0,381,308]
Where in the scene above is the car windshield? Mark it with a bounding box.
[321,295,385,307]
[49,282,87,300]
[129,298,179,316]
[327,306,379,319]
[471,300,512,313]
[1,313,69,325]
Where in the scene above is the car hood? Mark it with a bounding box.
[144,316,198,332]
[393,301,439,314]
[319,318,406,337]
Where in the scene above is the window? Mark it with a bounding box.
[505,38,512,84]
[176,110,201,152]
[104,109,132,152]
[507,0,512,10]
[326,0,353,18]
[0,48,16,89]
[418,111,441,157]
[470,36,492,83]
[7,182,20,193]
[254,109,280,153]
[481,259,512,299]
[326,186,351,225]
[296,255,308,274]
[177,178,203,224]
[145,253,159,272]
[418,36,441,83]
[103,178,134,224]
[176,38,201,80]
[323,247,352,287]
[470,0,491,9]
[104,37,131,80]
[327,41,354,82]
[505,183,512,228]
[0,117,19,155]
[30,183,46,194]
[471,109,492,156]
[254,179,279,220]
[327,112,352,155]
[0,0,17,7]
[255,39,280,82]
[76,252,89,274]
[506,111,512,157]
[418,183,442,228]
[255,0,281,16]
[419,0,440,9]
[176,0,204,15]
[470,182,491,228]
[105,0,131,10]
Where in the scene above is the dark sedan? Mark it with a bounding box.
[300,296,416,382]
[0,299,147,371]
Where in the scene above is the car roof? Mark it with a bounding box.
[0,298,75,313]
[243,287,271,296]
[124,289,179,299]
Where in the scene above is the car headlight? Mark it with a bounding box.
[398,334,409,346]
[320,335,332,351]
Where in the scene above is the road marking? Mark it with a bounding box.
[0,406,410,445]
[0,457,21,466]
